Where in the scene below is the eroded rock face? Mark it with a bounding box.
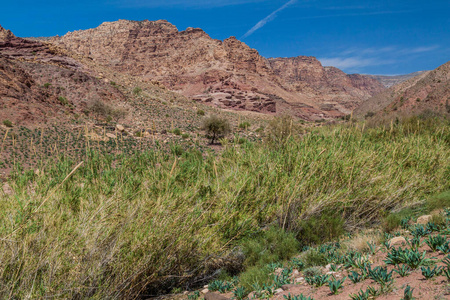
[52,20,385,119]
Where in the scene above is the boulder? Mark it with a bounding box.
[116,124,125,132]
[106,133,116,139]
[389,236,407,246]
[417,215,432,224]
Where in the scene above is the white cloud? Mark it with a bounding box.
[318,57,389,69]
[241,0,297,39]
[319,45,439,73]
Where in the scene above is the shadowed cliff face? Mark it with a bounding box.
[52,19,385,120]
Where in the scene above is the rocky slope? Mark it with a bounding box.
[0,25,127,127]
[355,61,449,119]
[366,71,428,88]
[51,19,385,120]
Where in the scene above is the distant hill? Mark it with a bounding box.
[355,61,450,119]
[366,71,428,88]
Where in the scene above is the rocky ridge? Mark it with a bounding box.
[51,19,385,120]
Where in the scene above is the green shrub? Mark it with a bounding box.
[382,213,402,233]
[133,87,142,95]
[304,250,327,267]
[3,120,13,127]
[43,83,51,88]
[297,211,345,246]
[58,96,68,106]
[197,109,205,116]
[238,265,272,290]
[426,190,450,211]
[172,128,181,135]
[181,133,189,139]
[240,226,299,269]
[302,266,322,278]
[202,115,231,144]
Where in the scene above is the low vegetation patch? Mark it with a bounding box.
[0,118,449,298]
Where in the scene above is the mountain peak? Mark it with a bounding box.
[0,25,15,41]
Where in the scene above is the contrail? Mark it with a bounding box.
[241,0,297,39]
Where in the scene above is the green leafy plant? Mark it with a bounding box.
[196,109,205,116]
[233,286,248,300]
[402,250,434,269]
[385,247,407,266]
[366,242,378,255]
[350,289,370,300]
[366,286,379,297]
[401,285,415,300]
[328,276,346,295]
[208,280,234,293]
[410,225,430,238]
[289,258,304,270]
[283,294,314,300]
[348,271,363,283]
[187,291,200,300]
[420,266,443,279]
[425,234,446,251]
[305,274,330,287]
[407,236,423,251]
[394,265,411,277]
[369,266,393,291]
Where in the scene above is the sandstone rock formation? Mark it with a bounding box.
[52,20,385,120]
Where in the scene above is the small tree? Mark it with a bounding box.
[202,115,230,144]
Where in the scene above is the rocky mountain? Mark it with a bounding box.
[51,19,385,120]
[354,61,449,119]
[366,71,428,88]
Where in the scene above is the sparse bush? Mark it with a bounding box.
[110,107,127,123]
[196,109,205,116]
[58,96,68,106]
[365,111,375,119]
[181,133,189,139]
[43,83,52,88]
[3,120,13,128]
[239,122,251,130]
[133,86,142,95]
[172,128,181,135]
[202,115,230,144]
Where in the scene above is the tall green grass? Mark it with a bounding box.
[0,120,449,298]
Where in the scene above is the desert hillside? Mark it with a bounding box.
[51,20,385,120]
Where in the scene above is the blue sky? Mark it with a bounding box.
[1,0,449,75]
